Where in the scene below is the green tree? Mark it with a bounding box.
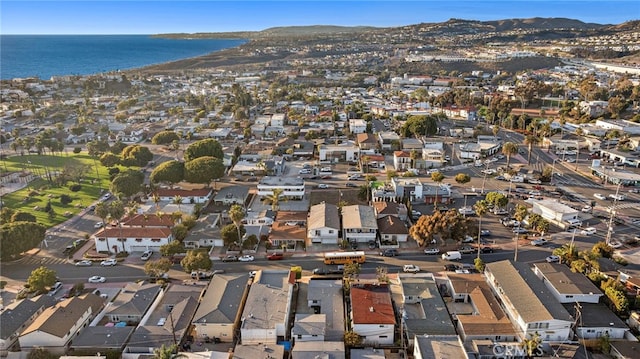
[110,170,144,200]
[485,191,509,209]
[150,160,185,185]
[160,240,184,257]
[151,131,181,145]
[99,152,121,167]
[474,257,485,272]
[171,223,188,242]
[144,257,172,278]
[513,204,528,222]
[221,223,245,246]
[344,331,362,347]
[343,262,361,277]
[524,135,540,165]
[502,142,519,168]
[184,138,223,162]
[184,156,225,186]
[521,332,542,357]
[0,208,16,224]
[120,144,153,167]
[152,344,178,359]
[0,221,47,260]
[27,266,57,294]
[592,241,614,258]
[180,250,212,273]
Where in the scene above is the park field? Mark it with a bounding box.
[1,153,116,228]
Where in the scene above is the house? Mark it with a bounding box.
[377,216,409,244]
[155,188,213,204]
[291,314,325,342]
[104,282,162,324]
[348,119,367,134]
[232,343,284,359]
[268,215,307,250]
[192,273,250,343]
[399,274,457,339]
[378,131,401,151]
[413,335,467,359]
[402,138,424,151]
[342,205,378,244]
[307,203,340,244]
[213,185,250,206]
[0,295,57,357]
[70,326,135,354]
[356,133,378,151]
[458,138,502,160]
[183,213,223,249]
[257,176,305,200]
[19,294,104,354]
[421,148,445,168]
[306,279,345,342]
[484,260,574,342]
[372,201,408,221]
[349,284,395,345]
[240,270,295,345]
[444,273,518,342]
[351,348,386,359]
[291,341,345,359]
[564,303,629,340]
[533,263,603,304]
[124,284,202,354]
[93,227,174,254]
[120,213,174,228]
[393,150,413,171]
[244,209,275,226]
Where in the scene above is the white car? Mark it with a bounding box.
[461,235,475,243]
[609,241,624,249]
[423,248,440,255]
[141,250,153,261]
[458,207,475,216]
[100,259,117,266]
[594,193,606,200]
[609,194,626,201]
[88,276,106,283]
[403,264,420,273]
[512,227,528,234]
[581,205,592,213]
[580,227,597,235]
[481,169,496,175]
[94,222,104,228]
[531,238,548,246]
[527,179,541,184]
[75,260,92,267]
[101,193,111,201]
[238,255,255,262]
[546,255,560,263]
[317,184,329,189]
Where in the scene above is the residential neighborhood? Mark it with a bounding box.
[3,15,640,359]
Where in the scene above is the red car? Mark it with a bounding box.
[267,253,284,260]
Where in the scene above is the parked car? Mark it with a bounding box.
[222,255,239,262]
[580,227,597,235]
[238,255,255,262]
[594,193,606,200]
[512,227,528,234]
[609,241,624,249]
[531,238,548,246]
[88,276,106,283]
[346,183,358,187]
[480,229,491,237]
[100,259,117,266]
[94,221,104,228]
[527,179,542,184]
[444,264,460,271]
[141,250,153,261]
[424,248,440,255]
[492,208,508,215]
[380,249,398,257]
[458,207,475,216]
[461,235,475,243]
[581,205,592,213]
[458,246,474,254]
[495,175,506,181]
[609,194,626,201]
[191,271,214,279]
[403,264,420,273]
[546,255,560,263]
[480,246,494,253]
[317,184,329,189]
[75,260,92,267]
[267,253,284,260]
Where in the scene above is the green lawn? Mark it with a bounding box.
[1,153,121,228]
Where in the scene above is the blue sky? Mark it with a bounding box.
[2,1,638,35]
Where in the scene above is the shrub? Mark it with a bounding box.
[73,147,82,154]
[69,184,82,192]
[60,194,72,205]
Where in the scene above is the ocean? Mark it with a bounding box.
[0,35,247,80]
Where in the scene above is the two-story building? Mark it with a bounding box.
[342,205,378,244]
[257,177,305,200]
[93,227,174,254]
[350,285,396,345]
[307,203,340,244]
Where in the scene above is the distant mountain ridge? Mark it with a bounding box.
[157,17,635,39]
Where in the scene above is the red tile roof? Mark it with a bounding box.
[350,285,396,325]
[121,213,175,227]
[94,227,172,238]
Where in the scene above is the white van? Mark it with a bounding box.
[510,176,524,183]
[441,251,462,261]
[565,218,583,228]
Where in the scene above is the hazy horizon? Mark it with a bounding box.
[2,1,638,35]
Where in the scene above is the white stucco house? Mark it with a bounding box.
[93,227,174,254]
[307,203,340,244]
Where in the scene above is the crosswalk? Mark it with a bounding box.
[17,255,70,266]
[552,175,604,189]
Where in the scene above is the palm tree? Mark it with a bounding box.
[474,200,489,259]
[431,172,445,208]
[152,193,161,211]
[262,188,286,211]
[95,201,110,228]
[229,204,245,247]
[524,135,540,165]
[502,142,519,168]
[153,344,184,359]
[109,200,125,253]
[172,195,183,213]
